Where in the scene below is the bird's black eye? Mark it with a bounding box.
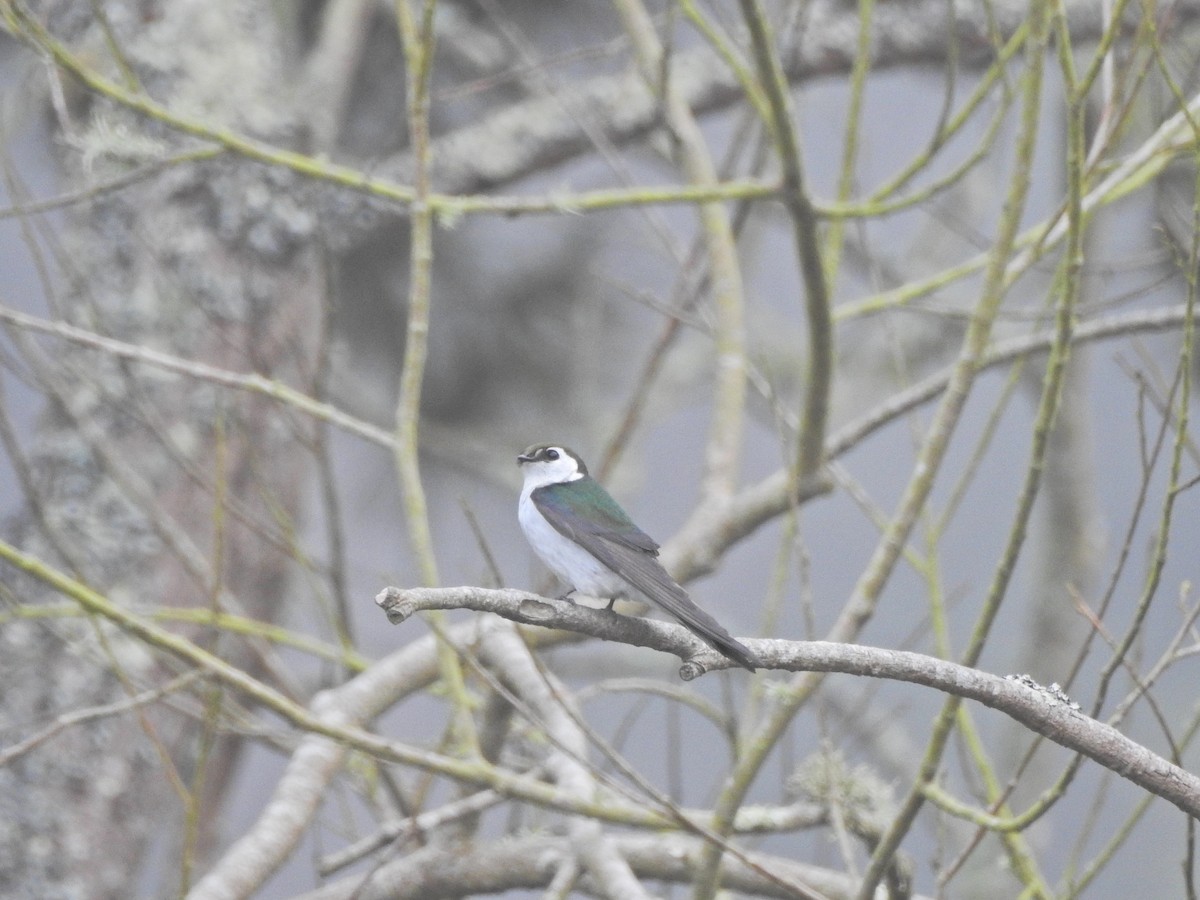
[545,449,560,460]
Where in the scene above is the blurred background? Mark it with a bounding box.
[0,0,1198,897]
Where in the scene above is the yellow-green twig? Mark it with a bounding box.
[738,0,831,482]
[392,0,481,760]
[0,535,674,827]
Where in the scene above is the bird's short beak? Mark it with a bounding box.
[517,452,535,465]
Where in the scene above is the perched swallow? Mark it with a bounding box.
[517,443,756,671]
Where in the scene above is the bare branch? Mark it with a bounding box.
[377,586,1200,820]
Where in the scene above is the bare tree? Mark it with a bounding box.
[0,1,1197,898]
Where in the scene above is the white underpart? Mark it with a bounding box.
[518,452,630,599]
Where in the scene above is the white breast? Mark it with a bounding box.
[518,488,629,599]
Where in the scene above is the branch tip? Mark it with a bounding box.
[375,586,412,623]
[679,661,703,682]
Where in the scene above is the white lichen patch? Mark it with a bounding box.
[131,0,293,136]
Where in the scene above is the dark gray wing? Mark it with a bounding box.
[533,480,757,671]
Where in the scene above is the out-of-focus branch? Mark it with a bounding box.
[0,533,681,900]
[837,83,1200,322]
[475,628,654,900]
[392,0,439,589]
[300,0,376,151]
[710,4,1056,891]
[9,1,1171,249]
[664,304,1192,584]
[0,537,676,818]
[0,302,397,448]
[401,0,1192,208]
[295,833,908,900]
[613,0,747,504]
[195,605,819,897]
[0,671,202,767]
[390,0,481,757]
[321,786,829,875]
[855,2,1056,890]
[738,0,831,481]
[2,294,1186,601]
[318,786,513,876]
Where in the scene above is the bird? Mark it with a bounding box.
[516,442,757,671]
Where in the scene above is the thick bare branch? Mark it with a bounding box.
[379,586,1200,820]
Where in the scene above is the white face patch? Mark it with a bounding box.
[518,445,585,492]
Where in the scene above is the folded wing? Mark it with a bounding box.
[533,480,757,671]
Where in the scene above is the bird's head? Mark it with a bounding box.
[517,443,587,489]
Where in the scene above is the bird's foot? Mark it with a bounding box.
[557,589,578,603]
